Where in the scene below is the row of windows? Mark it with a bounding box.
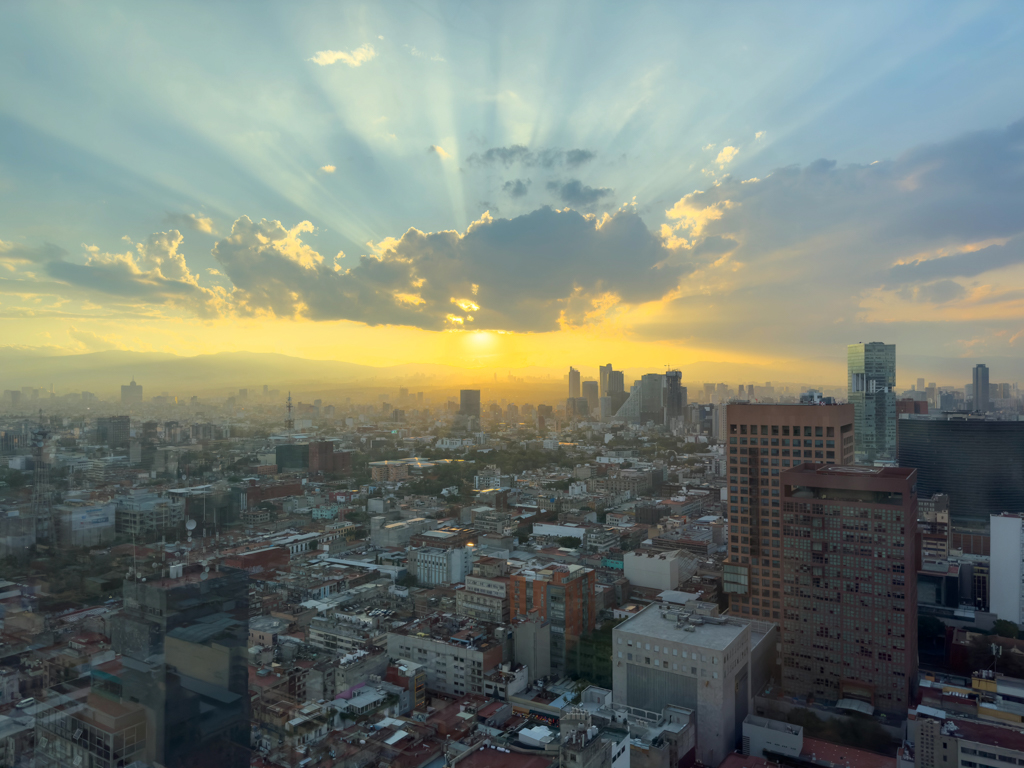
[731,425,837,437]
[732,438,836,448]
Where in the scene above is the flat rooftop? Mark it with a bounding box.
[615,604,747,650]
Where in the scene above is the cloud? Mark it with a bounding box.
[502,179,530,198]
[211,207,693,332]
[163,212,215,234]
[36,231,225,318]
[405,44,445,62]
[0,241,66,264]
[546,179,613,206]
[755,131,766,140]
[466,145,597,169]
[309,44,376,67]
[68,326,119,351]
[715,146,739,167]
[637,118,1024,358]
[320,165,336,173]
[428,145,451,160]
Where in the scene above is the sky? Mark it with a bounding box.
[2,1,1024,383]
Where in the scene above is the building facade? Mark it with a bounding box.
[847,341,896,461]
[897,415,1024,528]
[723,403,855,619]
[510,564,596,676]
[779,464,918,716]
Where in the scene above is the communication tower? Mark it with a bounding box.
[285,391,294,434]
[30,410,55,544]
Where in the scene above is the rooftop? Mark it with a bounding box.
[614,604,748,650]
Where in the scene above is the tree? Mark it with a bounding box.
[994,619,1020,639]
[517,530,530,545]
[558,536,583,548]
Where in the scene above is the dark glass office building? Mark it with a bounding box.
[897,415,1024,527]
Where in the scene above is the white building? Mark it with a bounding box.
[623,550,689,591]
[612,603,777,767]
[408,546,471,586]
[991,513,1024,624]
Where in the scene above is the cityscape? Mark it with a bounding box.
[3,3,1024,768]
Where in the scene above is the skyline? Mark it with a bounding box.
[3,3,1024,377]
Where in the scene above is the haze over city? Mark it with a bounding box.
[4,5,1024,768]
[3,3,1024,381]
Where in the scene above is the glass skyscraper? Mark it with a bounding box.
[847,342,896,461]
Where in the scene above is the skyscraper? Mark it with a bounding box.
[568,366,581,398]
[111,564,251,767]
[847,342,896,461]
[459,389,481,419]
[581,380,599,412]
[723,403,855,619]
[599,363,613,398]
[973,363,990,412]
[663,370,686,424]
[779,464,918,716]
[121,377,143,404]
[607,369,625,395]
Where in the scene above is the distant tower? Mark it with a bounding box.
[285,391,294,434]
[30,411,55,544]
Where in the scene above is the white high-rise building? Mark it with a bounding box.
[990,513,1024,625]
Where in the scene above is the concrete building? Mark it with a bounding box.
[623,550,696,591]
[386,617,504,697]
[848,341,897,461]
[973,363,991,413]
[121,378,143,404]
[54,500,116,547]
[741,715,802,760]
[990,513,1024,625]
[723,402,855,619]
[612,603,777,767]
[369,516,438,548]
[409,526,479,549]
[779,463,919,716]
[513,611,552,680]
[460,389,481,419]
[511,564,596,675]
[96,415,131,448]
[457,570,511,623]
[909,706,1024,768]
[408,546,471,586]
[569,367,582,399]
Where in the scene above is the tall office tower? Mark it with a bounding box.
[897,414,1024,528]
[847,341,896,461]
[121,377,143,404]
[510,564,595,676]
[723,403,855,619]
[97,415,131,448]
[581,380,599,412]
[738,385,746,398]
[640,373,666,424]
[111,564,250,768]
[778,464,918,716]
[663,370,685,424]
[917,377,925,392]
[566,396,590,419]
[459,389,481,419]
[607,369,625,395]
[973,364,990,412]
[990,513,1024,625]
[704,383,715,403]
[568,366,582,398]
[599,363,613,398]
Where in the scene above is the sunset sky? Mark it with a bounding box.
[2,2,1024,381]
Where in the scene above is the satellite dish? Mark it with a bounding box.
[204,566,210,573]
[200,572,208,581]
[186,520,197,531]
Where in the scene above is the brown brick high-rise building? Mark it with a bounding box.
[510,564,595,676]
[779,464,918,715]
[723,403,855,619]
